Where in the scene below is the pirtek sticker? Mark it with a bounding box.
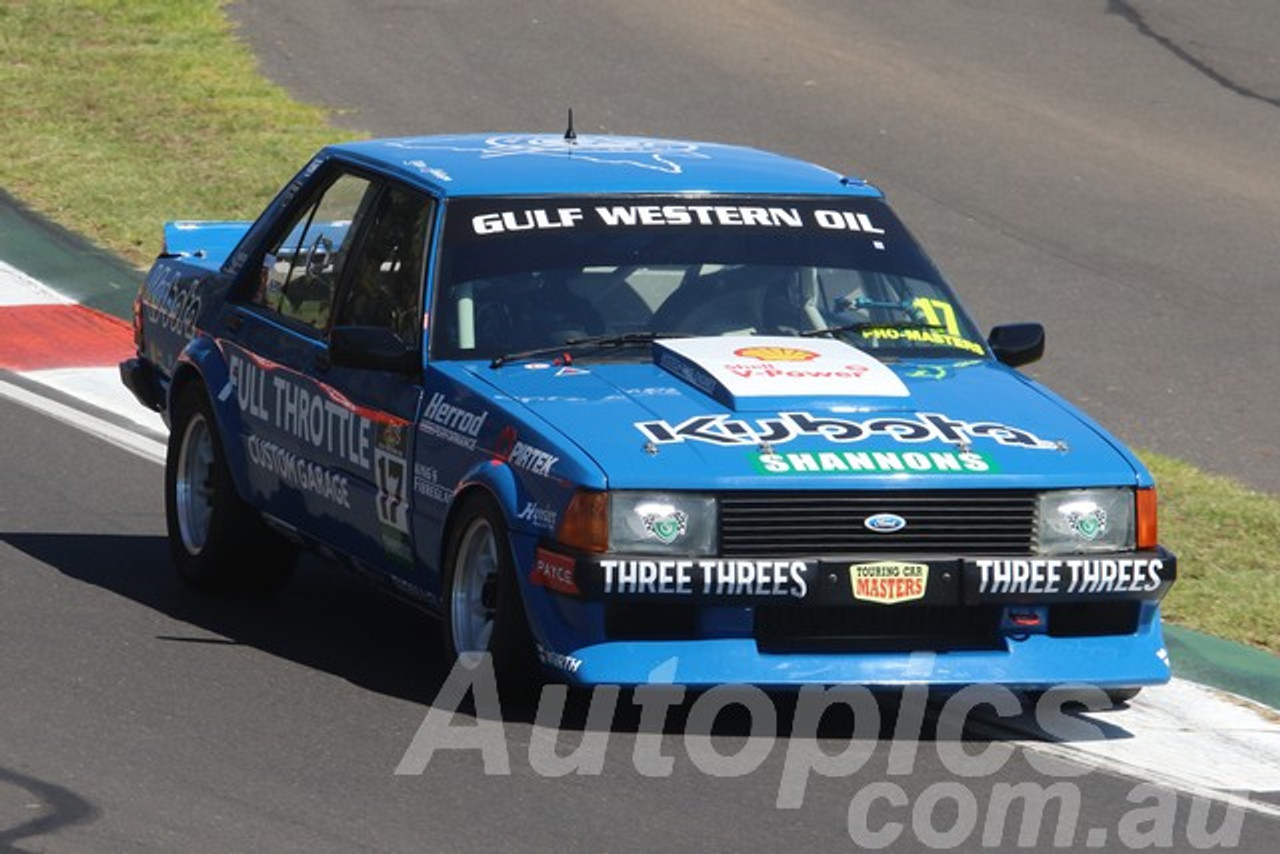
[850,562,928,604]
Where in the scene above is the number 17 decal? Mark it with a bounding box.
[375,449,410,533]
[912,297,961,336]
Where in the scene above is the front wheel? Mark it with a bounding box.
[1024,685,1144,710]
[1105,687,1142,705]
[441,494,540,703]
[165,384,296,591]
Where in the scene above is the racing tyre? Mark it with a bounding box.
[442,494,541,706]
[1105,687,1142,705]
[166,384,297,591]
[1026,686,1144,709]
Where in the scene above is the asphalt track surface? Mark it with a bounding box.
[229,0,1280,496]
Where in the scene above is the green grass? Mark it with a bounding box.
[0,0,345,267]
[1,2,1276,655]
[1145,453,1280,653]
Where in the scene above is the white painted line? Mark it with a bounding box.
[0,378,165,464]
[23,366,167,435]
[977,679,1280,820]
[0,260,73,305]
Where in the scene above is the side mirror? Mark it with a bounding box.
[988,323,1045,368]
[329,325,420,374]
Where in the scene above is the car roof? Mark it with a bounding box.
[328,134,883,199]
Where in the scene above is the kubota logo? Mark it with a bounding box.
[733,346,820,362]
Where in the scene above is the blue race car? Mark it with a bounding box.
[122,133,1175,698]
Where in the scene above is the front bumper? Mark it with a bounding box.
[526,547,1176,688]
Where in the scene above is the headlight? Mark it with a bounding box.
[1036,488,1134,555]
[609,492,717,555]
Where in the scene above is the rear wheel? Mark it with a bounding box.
[165,384,296,591]
[442,494,540,703]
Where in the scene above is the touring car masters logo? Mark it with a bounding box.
[386,135,710,174]
[850,562,928,604]
[636,411,1057,451]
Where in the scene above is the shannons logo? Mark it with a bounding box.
[754,449,996,476]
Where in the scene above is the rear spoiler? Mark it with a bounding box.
[162,220,252,269]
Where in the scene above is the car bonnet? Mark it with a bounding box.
[460,336,1144,491]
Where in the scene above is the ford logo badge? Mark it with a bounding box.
[865,513,907,533]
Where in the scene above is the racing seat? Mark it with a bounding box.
[515,274,605,348]
[649,267,760,335]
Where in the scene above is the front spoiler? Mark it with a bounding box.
[553,602,1172,689]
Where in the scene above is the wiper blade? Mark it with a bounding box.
[834,297,922,316]
[489,331,693,368]
[800,321,946,338]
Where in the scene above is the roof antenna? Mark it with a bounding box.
[564,108,577,144]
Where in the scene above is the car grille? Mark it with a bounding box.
[719,491,1037,556]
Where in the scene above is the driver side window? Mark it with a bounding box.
[255,172,374,331]
[333,184,433,347]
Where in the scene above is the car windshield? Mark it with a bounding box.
[430,196,987,362]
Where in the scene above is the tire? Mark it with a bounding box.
[165,384,297,591]
[1025,686,1143,709]
[441,494,541,704]
[1105,687,1142,705]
